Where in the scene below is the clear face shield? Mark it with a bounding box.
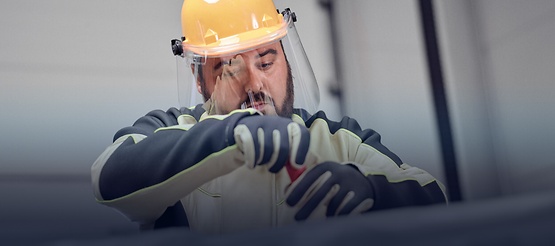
[171,8,319,117]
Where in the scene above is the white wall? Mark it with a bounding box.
[1,1,185,242]
[436,0,555,198]
[331,0,446,187]
[434,0,501,200]
[472,0,555,195]
[0,1,183,175]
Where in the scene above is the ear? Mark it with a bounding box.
[197,81,202,94]
[190,64,202,94]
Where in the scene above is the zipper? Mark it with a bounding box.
[272,172,277,227]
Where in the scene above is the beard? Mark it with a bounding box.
[277,65,294,118]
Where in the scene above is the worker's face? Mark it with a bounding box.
[197,42,294,117]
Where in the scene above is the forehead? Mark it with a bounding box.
[204,42,283,63]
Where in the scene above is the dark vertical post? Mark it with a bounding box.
[418,0,462,201]
[319,0,345,116]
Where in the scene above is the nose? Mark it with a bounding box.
[244,65,264,93]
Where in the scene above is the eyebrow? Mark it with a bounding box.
[256,48,277,58]
[212,49,278,71]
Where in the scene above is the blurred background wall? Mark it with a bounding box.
[1,0,554,243]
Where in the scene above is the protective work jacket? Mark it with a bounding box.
[92,105,447,234]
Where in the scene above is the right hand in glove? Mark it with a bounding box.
[233,114,313,173]
[286,161,375,220]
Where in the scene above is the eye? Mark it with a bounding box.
[259,62,273,71]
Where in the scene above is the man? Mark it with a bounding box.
[92,0,447,234]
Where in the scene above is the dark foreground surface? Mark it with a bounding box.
[20,188,555,246]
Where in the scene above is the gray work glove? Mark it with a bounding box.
[234,114,313,173]
[286,161,375,220]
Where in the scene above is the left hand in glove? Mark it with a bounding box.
[285,161,375,221]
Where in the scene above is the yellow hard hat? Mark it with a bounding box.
[181,0,288,56]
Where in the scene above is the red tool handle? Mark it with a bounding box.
[285,161,306,182]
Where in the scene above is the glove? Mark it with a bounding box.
[233,115,312,173]
[286,161,375,220]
